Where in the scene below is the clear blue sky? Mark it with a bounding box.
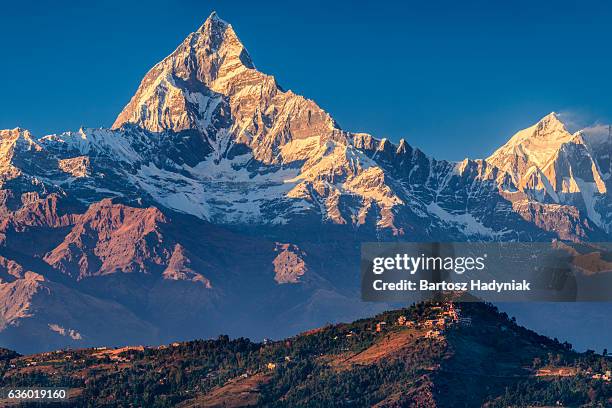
[1,0,611,160]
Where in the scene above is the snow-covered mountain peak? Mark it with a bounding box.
[1,127,35,141]
[200,11,228,29]
[112,12,256,133]
[0,128,41,157]
[192,11,254,69]
[487,112,574,177]
[495,112,571,152]
[483,113,610,234]
[112,14,342,165]
[536,111,566,132]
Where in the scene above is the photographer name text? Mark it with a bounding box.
[372,279,531,293]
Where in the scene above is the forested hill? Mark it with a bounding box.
[1,301,611,407]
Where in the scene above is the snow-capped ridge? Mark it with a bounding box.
[488,112,573,169]
[1,15,610,241]
[485,112,611,234]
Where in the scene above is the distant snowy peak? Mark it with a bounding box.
[487,112,574,177]
[485,113,610,233]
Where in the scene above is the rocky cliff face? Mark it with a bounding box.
[0,12,610,352]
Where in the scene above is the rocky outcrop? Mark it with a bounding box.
[43,199,170,279]
[273,243,307,284]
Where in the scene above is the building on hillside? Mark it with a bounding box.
[424,319,445,328]
[425,330,442,339]
[442,304,459,322]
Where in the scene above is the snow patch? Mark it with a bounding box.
[426,202,497,238]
